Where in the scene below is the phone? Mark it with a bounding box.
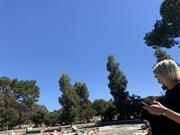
[141,99,155,106]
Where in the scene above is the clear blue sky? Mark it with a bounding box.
[0,0,179,112]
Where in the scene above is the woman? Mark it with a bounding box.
[143,59,180,135]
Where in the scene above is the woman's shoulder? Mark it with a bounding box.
[171,83,180,93]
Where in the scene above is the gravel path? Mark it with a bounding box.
[99,123,148,135]
[0,120,149,135]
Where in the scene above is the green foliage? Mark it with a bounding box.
[92,99,116,121]
[144,0,180,48]
[102,99,116,121]
[58,75,95,124]
[92,99,109,116]
[128,94,143,118]
[31,104,48,127]
[0,77,19,129]
[45,110,61,126]
[74,82,94,122]
[107,55,130,119]
[93,99,107,116]
[0,76,40,129]
[74,82,89,103]
[23,119,33,125]
[11,79,40,107]
[58,74,80,124]
[144,95,165,103]
[154,47,172,63]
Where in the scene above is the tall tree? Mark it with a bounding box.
[58,74,80,124]
[0,77,19,129]
[144,0,180,48]
[107,55,130,119]
[74,82,94,123]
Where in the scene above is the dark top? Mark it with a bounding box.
[143,83,180,135]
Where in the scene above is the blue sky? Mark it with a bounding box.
[0,0,179,111]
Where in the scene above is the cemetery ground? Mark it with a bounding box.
[0,119,149,135]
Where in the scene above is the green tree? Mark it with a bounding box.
[31,104,48,127]
[11,79,40,108]
[128,94,143,118]
[0,91,5,127]
[74,82,94,123]
[144,0,180,48]
[45,110,61,126]
[107,55,130,119]
[154,47,172,63]
[11,79,40,123]
[0,77,40,129]
[92,99,116,121]
[92,99,109,117]
[0,77,19,129]
[58,74,80,124]
[102,99,116,121]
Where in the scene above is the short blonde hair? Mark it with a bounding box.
[153,59,180,81]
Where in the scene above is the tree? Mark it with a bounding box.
[144,0,180,48]
[31,104,48,127]
[102,99,116,121]
[92,99,109,117]
[0,91,5,127]
[92,99,116,121]
[128,94,143,118]
[74,82,94,123]
[45,110,61,126]
[107,55,130,119]
[0,77,19,129]
[0,76,40,129]
[11,79,40,123]
[58,74,80,124]
[11,79,40,107]
[154,47,172,63]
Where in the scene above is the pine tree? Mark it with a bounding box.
[0,76,40,129]
[144,0,180,48]
[107,55,130,119]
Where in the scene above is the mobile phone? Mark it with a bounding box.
[141,99,154,106]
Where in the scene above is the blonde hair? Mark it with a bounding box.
[153,59,180,81]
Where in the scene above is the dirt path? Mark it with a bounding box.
[99,123,148,135]
[0,120,149,135]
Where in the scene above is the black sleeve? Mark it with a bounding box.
[174,89,180,113]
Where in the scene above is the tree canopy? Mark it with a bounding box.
[144,0,180,48]
[0,77,40,129]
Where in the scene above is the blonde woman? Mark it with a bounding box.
[143,59,180,135]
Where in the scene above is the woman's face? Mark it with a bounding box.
[155,74,166,85]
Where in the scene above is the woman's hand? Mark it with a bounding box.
[142,101,168,116]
